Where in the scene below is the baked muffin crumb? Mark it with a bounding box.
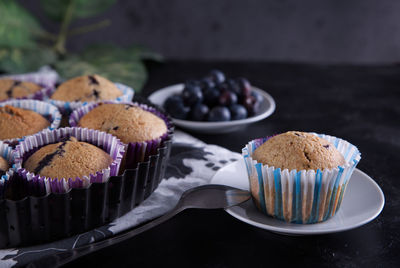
[78,103,167,143]
[0,156,9,177]
[0,105,50,140]
[252,131,345,171]
[51,74,122,102]
[0,79,42,101]
[24,136,112,179]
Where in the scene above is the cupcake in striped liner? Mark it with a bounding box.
[46,74,134,115]
[0,99,61,146]
[0,68,57,101]
[69,100,173,170]
[242,131,361,224]
[13,127,125,195]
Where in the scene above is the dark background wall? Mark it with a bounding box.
[20,0,400,63]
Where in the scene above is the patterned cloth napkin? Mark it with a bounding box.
[0,130,241,267]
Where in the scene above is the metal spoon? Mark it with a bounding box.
[28,184,251,268]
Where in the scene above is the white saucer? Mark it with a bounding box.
[211,160,385,235]
[148,84,276,134]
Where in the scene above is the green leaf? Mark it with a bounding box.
[55,56,147,91]
[0,0,43,48]
[54,44,162,91]
[126,45,164,62]
[0,47,57,73]
[41,0,116,21]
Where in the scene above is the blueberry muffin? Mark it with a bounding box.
[0,79,42,101]
[77,103,168,143]
[252,131,345,171]
[0,105,50,140]
[24,136,113,179]
[50,74,122,102]
[0,156,9,177]
[243,131,361,224]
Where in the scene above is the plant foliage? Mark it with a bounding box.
[0,0,161,91]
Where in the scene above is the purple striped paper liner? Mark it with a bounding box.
[1,70,57,101]
[69,100,173,170]
[46,82,134,115]
[0,99,62,146]
[242,133,361,224]
[13,127,125,195]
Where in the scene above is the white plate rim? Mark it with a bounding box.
[148,83,276,128]
[212,161,385,235]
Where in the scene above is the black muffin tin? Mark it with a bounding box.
[0,130,173,248]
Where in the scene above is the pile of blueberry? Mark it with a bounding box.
[163,70,263,122]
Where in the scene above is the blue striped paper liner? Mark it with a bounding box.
[242,133,361,224]
[45,82,134,114]
[0,99,62,145]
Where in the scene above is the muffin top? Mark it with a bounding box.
[78,103,168,143]
[0,79,42,101]
[50,74,122,102]
[252,131,345,171]
[0,105,50,140]
[24,137,112,179]
[0,156,9,176]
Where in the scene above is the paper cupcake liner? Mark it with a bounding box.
[242,133,361,224]
[0,141,15,199]
[1,68,57,101]
[13,127,125,195]
[46,82,134,115]
[0,99,62,146]
[69,100,173,169]
[0,126,173,248]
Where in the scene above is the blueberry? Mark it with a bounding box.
[219,90,238,106]
[243,95,261,116]
[236,77,252,97]
[230,104,248,120]
[182,84,203,105]
[226,78,241,95]
[190,103,209,121]
[251,90,263,104]
[203,87,220,106]
[208,106,231,122]
[164,95,190,119]
[164,95,183,111]
[200,78,216,92]
[206,70,225,84]
[217,82,229,92]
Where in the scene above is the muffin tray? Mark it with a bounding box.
[0,130,173,248]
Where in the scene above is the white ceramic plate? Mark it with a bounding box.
[211,160,385,235]
[148,84,276,134]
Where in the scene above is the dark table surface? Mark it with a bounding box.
[66,61,399,267]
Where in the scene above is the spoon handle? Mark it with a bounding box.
[27,203,186,268]
[27,185,250,268]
